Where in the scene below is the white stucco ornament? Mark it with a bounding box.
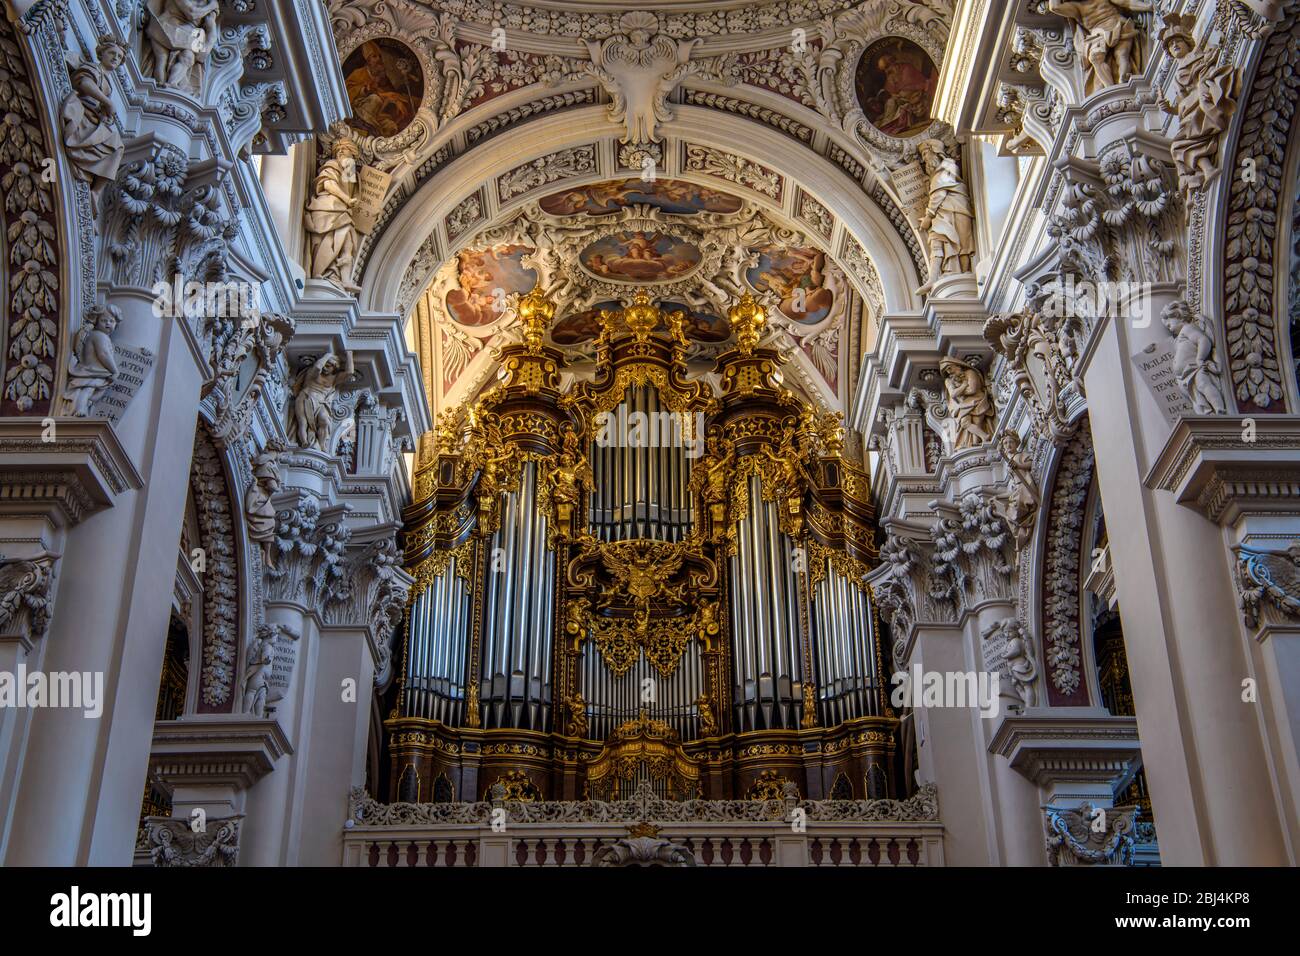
[584,12,700,145]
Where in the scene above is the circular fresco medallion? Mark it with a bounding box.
[854,37,938,139]
[342,39,424,138]
[579,231,702,283]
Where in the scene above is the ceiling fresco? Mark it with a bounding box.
[414,177,861,414]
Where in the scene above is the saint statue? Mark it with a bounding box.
[145,0,220,94]
[1160,14,1238,198]
[245,445,282,567]
[60,304,121,417]
[61,37,125,215]
[997,431,1039,557]
[288,351,356,452]
[1048,0,1150,96]
[940,357,995,449]
[916,139,975,295]
[242,626,278,718]
[305,137,362,290]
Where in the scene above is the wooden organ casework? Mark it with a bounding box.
[390,288,893,803]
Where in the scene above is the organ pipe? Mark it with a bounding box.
[395,289,886,803]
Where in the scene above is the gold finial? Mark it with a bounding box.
[518,285,556,354]
[729,293,766,355]
[623,288,659,343]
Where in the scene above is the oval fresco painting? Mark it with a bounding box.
[551,302,619,345]
[854,37,938,139]
[551,301,730,344]
[539,179,744,217]
[445,244,538,327]
[343,39,424,137]
[580,232,702,283]
[660,304,731,343]
[746,247,835,325]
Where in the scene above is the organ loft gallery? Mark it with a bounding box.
[0,0,1297,901]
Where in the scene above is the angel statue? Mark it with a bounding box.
[1161,300,1226,415]
[60,304,121,417]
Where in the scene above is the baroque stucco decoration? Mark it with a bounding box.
[190,425,241,711]
[1219,0,1300,412]
[1039,420,1094,706]
[0,10,65,417]
[584,12,700,147]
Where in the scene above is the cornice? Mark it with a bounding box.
[1146,416,1300,525]
[0,419,144,526]
[989,711,1142,788]
[150,717,295,791]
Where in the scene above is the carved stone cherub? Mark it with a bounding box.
[61,37,125,215]
[939,357,995,449]
[60,303,121,417]
[1048,0,1151,96]
[288,351,356,452]
[1161,300,1227,414]
[1160,14,1238,199]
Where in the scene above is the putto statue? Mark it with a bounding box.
[1160,14,1239,199]
[60,304,121,417]
[1048,0,1150,95]
[1161,300,1227,415]
[916,139,975,295]
[144,0,220,95]
[939,357,995,449]
[61,37,125,215]
[305,136,362,290]
[288,351,356,452]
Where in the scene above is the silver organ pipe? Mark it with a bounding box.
[580,638,703,741]
[478,461,555,731]
[403,552,471,725]
[809,556,880,724]
[728,474,810,731]
[588,386,692,543]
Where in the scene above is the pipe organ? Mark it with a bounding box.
[392,288,893,803]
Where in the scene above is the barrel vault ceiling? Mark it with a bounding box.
[323,0,958,420]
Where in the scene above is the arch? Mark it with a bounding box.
[1035,418,1095,709]
[357,105,924,321]
[188,421,244,715]
[1216,5,1300,413]
[0,10,80,416]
